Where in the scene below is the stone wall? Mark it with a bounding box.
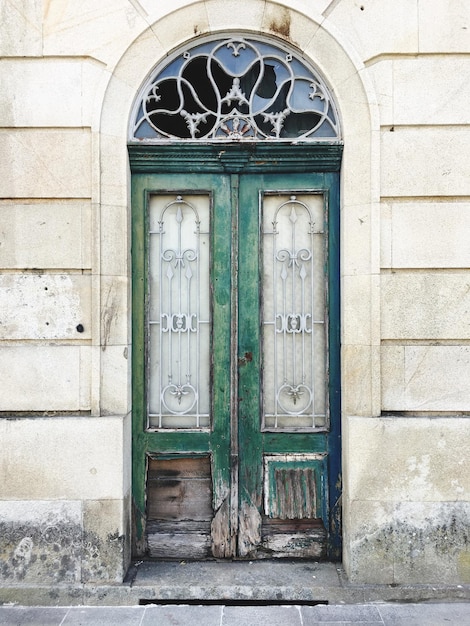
[0,0,469,585]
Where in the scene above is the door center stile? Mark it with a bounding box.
[229,173,240,554]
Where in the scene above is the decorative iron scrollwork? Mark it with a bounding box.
[132,36,340,142]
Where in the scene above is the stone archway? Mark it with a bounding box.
[98,0,378,577]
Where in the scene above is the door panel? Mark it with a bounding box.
[148,193,211,429]
[132,168,340,560]
[261,192,327,430]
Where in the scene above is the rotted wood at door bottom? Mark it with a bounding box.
[146,456,327,559]
[146,456,213,559]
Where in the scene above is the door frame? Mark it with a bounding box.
[129,142,343,558]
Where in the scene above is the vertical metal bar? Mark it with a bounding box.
[271,198,279,428]
[290,205,297,390]
[158,215,164,428]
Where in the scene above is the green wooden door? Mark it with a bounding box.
[131,146,341,560]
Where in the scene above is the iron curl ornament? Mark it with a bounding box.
[131,36,340,142]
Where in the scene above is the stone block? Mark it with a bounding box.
[206,0,266,32]
[342,345,380,417]
[99,345,131,416]
[101,76,136,138]
[0,200,92,270]
[381,128,470,197]
[150,3,210,52]
[0,0,42,56]
[99,135,129,206]
[341,204,372,276]
[381,345,470,412]
[42,0,149,65]
[0,274,91,340]
[0,59,103,127]
[347,499,470,584]
[101,275,129,348]
[341,140,373,207]
[366,60,393,126]
[342,274,375,345]
[261,4,320,51]
[347,416,470,502]
[381,272,470,339]
[0,346,90,411]
[327,0,419,61]
[0,497,129,585]
[0,500,82,584]
[419,0,470,53]
[0,416,126,500]
[381,201,470,269]
[0,130,91,198]
[82,499,129,583]
[392,56,470,125]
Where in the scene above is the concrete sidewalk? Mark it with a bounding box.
[0,602,470,625]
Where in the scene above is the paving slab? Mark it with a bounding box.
[0,606,69,626]
[62,606,145,625]
[377,602,470,625]
[141,604,222,626]
[1,603,470,625]
[302,603,383,623]
[222,605,302,625]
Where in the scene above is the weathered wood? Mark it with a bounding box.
[238,501,262,557]
[147,457,212,522]
[211,497,235,558]
[133,168,342,560]
[148,457,211,478]
[147,521,212,559]
[272,467,318,519]
[259,518,327,559]
[259,533,326,559]
[147,479,212,521]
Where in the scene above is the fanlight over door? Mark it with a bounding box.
[129,34,342,561]
[131,35,340,143]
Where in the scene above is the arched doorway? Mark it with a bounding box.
[128,34,342,560]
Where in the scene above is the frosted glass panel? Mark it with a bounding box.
[262,193,327,431]
[148,194,210,429]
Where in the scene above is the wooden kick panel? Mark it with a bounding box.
[146,456,213,559]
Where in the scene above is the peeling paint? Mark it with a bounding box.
[238,501,262,557]
[210,497,235,558]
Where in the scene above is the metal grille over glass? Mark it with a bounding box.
[131,36,340,142]
[148,194,211,429]
[262,193,327,430]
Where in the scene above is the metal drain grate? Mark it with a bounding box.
[139,599,329,606]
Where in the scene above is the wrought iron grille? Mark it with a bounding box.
[262,194,327,430]
[131,36,340,142]
[148,194,211,429]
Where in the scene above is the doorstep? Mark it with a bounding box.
[1,561,469,606]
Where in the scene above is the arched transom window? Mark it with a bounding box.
[130,36,341,142]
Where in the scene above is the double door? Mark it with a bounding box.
[132,165,340,559]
